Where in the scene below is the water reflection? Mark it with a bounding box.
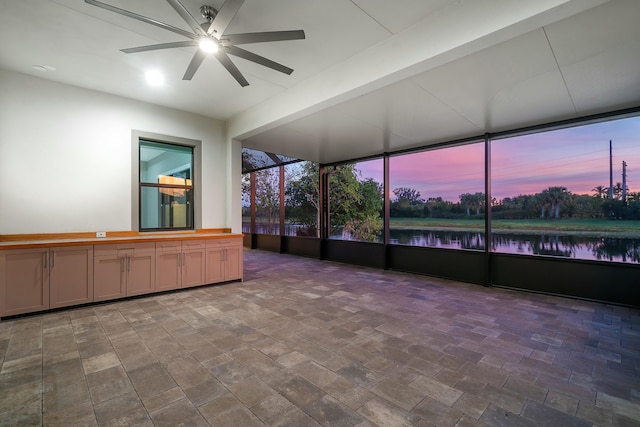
[243,222,640,263]
[389,229,640,264]
[390,229,485,251]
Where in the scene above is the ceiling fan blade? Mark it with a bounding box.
[215,51,249,87]
[227,46,293,75]
[165,0,207,36]
[207,0,244,38]
[222,30,305,46]
[84,0,195,39]
[121,41,197,54]
[183,50,208,80]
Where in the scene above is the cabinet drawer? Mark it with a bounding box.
[156,242,181,253]
[206,238,242,248]
[95,242,156,256]
[93,243,120,257]
[182,240,206,250]
[131,242,155,254]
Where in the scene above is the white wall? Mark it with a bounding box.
[227,137,242,234]
[0,69,232,234]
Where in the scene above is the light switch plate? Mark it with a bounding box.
[96,231,106,238]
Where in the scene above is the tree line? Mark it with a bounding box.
[244,162,640,240]
[390,183,640,220]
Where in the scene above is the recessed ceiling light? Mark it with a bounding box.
[145,70,164,86]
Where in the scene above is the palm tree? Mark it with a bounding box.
[627,192,640,203]
[611,182,629,201]
[459,193,472,216]
[536,192,550,219]
[459,193,485,216]
[541,186,570,219]
[472,192,485,216]
[592,185,607,199]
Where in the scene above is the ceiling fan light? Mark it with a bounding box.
[198,37,219,54]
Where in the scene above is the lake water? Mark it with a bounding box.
[388,229,640,264]
[243,223,640,264]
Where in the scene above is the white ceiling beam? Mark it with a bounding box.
[227,0,609,141]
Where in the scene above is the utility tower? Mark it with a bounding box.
[622,160,627,202]
[609,140,613,199]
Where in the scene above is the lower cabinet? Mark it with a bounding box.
[94,242,155,302]
[49,246,94,309]
[0,236,241,317]
[155,242,181,292]
[155,240,206,290]
[0,248,49,316]
[224,244,243,281]
[182,241,207,288]
[127,244,156,296]
[0,245,93,316]
[206,238,243,284]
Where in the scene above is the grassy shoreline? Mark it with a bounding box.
[389,218,640,238]
[248,217,640,239]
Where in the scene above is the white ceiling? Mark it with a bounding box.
[1,0,639,164]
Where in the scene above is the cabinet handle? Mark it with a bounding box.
[121,257,125,272]
[182,253,186,266]
[127,255,131,272]
[178,253,181,267]
[50,251,55,269]
[43,252,47,269]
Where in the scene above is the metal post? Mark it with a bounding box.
[279,165,286,253]
[383,154,390,269]
[279,165,285,235]
[484,133,492,287]
[250,171,257,248]
[319,165,327,258]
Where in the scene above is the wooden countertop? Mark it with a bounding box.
[0,231,244,250]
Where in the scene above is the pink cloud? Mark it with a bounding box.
[353,116,640,202]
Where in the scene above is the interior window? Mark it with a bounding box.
[139,140,194,230]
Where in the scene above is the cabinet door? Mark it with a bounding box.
[182,241,206,288]
[94,255,126,302]
[49,245,94,309]
[205,247,225,284]
[156,249,181,292]
[224,246,243,281]
[127,244,156,296]
[0,248,49,316]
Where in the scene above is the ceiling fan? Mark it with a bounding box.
[85,0,305,87]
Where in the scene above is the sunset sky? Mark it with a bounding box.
[357,116,640,202]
